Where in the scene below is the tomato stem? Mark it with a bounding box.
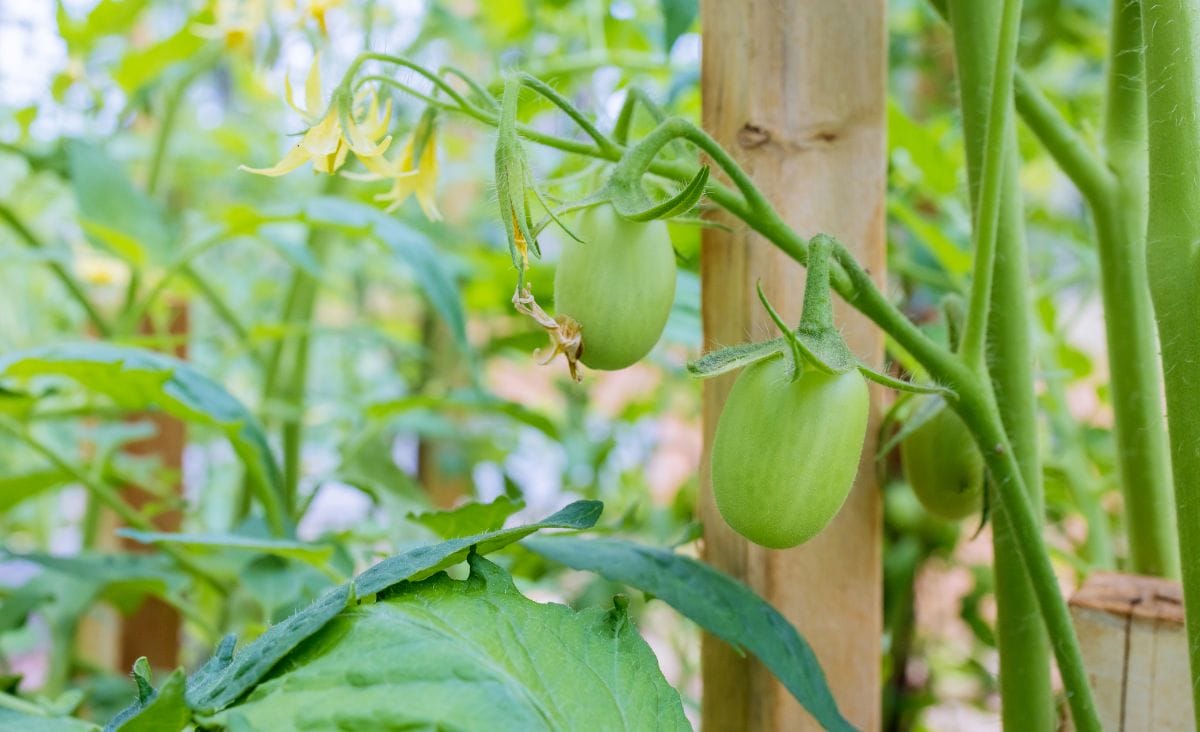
[1142,0,1200,721]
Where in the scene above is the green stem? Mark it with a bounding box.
[949,1,1057,728]
[1013,74,1114,204]
[0,204,111,337]
[955,0,1024,372]
[1092,0,1178,577]
[1010,1,1177,577]
[146,49,219,198]
[1141,0,1200,719]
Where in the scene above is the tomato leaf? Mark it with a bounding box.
[210,555,689,731]
[407,496,526,539]
[355,499,601,595]
[105,665,189,732]
[524,535,856,732]
[660,0,698,51]
[184,500,602,714]
[66,141,174,266]
[0,343,286,534]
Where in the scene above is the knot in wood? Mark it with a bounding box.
[737,123,771,149]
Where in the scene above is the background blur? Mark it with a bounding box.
[0,0,1119,728]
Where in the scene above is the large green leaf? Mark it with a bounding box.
[0,343,286,533]
[524,536,855,732]
[660,0,698,51]
[212,555,689,731]
[66,140,173,265]
[354,499,601,595]
[185,500,602,713]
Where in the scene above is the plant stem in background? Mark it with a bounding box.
[1141,0,1200,720]
[0,204,111,337]
[947,0,1055,728]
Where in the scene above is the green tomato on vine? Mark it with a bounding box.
[553,204,677,371]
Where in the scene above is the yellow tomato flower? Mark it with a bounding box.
[241,55,391,177]
[278,0,343,33]
[193,0,268,49]
[304,0,344,34]
[360,127,442,221]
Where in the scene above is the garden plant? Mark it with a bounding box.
[1,0,1198,730]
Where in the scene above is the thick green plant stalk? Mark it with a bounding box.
[1141,0,1200,719]
[1093,0,1178,577]
[1015,0,1177,577]
[947,1,1055,728]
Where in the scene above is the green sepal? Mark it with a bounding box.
[857,364,950,396]
[687,337,786,379]
[495,75,538,286]
[606,164,710,222]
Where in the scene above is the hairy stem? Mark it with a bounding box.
[949,1,1058,728]
[1092,0,1179,577]
[1141,0,1200,719]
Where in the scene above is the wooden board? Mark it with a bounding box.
[1069,572,1193,731]
[699,1,886,729]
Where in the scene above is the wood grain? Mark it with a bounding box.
[699,1,886,729]
[1070,572,1193,731]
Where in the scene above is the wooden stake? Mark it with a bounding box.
[699,1,886,729]
[1070,572,1193,730]
[78,303,187,673]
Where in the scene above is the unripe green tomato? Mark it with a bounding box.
[553,205,676,370]
[900,402,984,520]
[711,356,869,549]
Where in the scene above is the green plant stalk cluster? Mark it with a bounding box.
[947,0,1056,727]
[1012,0,1178,578]
[1141,0,1200,721]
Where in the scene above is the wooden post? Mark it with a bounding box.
[699,1,886,729]
[77,303,187,673]
[1070,572,1194,730]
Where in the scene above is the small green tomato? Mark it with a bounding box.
[900,401,984,520]
[553,205,676,371]
[711,355,869,549]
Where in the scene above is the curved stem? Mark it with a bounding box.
[1013,74,1115,205]
[517,73,620,156]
